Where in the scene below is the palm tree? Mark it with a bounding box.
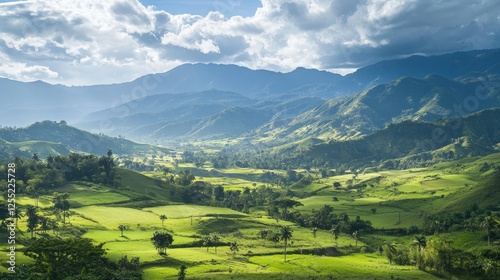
[118,225,127,237]
[331,224,340,247]
[13,207,23,228]
[53,193,70,224]
[352,231,359,247]
[412,235,427,269]
[480,216,498,247]
[39,217,49,234]
[384,242,399,264]
[26,205,39,239]
[159,215,167,227]
[230,242,239,256]
[279,226,293,262]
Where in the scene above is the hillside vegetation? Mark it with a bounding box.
[1,152,499,279]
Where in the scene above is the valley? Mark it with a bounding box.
[0,48,499,279]
[1,150,499,279]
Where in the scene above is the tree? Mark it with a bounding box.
[117,255,141,273]
[48,219,58,235]
[151,231,174,255]
[53,192,70,224]
[259,228,270,239]
[481,216,497,247]
[25,205,39,238]
[162,167,170,180]
[212,185,225,204]
[352,231,358,247]
[279,226,293,262]
[178,265,187,280]
[271,198,303,220]
[384,242,399,264]
[202,236,212,252]
[99,150,115,185]
[412,235,427,269]
[212,234,220,254]
[230,242,239,256]
[268,232,281,247]
[39,216,49,234]
[312,227,318,238]
[24,237,111,279]
[118,225,127,237]
[176,170,195,186]
[26,182,42,207]
[160,214,167,227]
[12,207,22,228]
[331,224,341,247]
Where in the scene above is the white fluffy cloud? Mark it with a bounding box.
[0,0,499,85]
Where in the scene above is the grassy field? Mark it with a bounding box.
[1,153,498,278]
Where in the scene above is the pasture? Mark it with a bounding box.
[1,153,498,278]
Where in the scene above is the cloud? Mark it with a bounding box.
[0,0,499,85]
[0,53,59,81]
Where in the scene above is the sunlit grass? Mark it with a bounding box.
[144,205,246,219]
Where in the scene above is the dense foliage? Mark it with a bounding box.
[0,152,117,199]
[0,238,142,280]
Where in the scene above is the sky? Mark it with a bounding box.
[0,0,499,85]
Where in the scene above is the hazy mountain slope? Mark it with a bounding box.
[299,108,500,168]
[188,107,274,138]
[273,74,500,141]
[78,91,327,140]
[347,48,500,88]
[136,64,343,99]
[84,89,252,121]
[78,90,253,136]
[3,48,499,129]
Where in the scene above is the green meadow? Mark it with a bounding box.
[1,153,499,279]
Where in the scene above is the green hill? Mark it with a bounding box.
[271,74,500,141]
[0,138,72,159]
[0,120,172,158]
[280,108,500,169]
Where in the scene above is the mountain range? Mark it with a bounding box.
[2,48,499,132]
[297,108,500,169]
[1,48,499,164]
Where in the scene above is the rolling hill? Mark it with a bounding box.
[0,120,172,159]
[267,73,500,141]
[274,108,500,169]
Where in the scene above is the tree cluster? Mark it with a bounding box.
[1,152,117,202]
[384,236,500,279]
[1,237,142,279]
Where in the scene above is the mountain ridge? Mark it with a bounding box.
[276,108,500,169]
[2,48,499,129]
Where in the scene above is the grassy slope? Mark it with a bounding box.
[296,153,500,230]
[1,155,498,278]
[0,138,73,158]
